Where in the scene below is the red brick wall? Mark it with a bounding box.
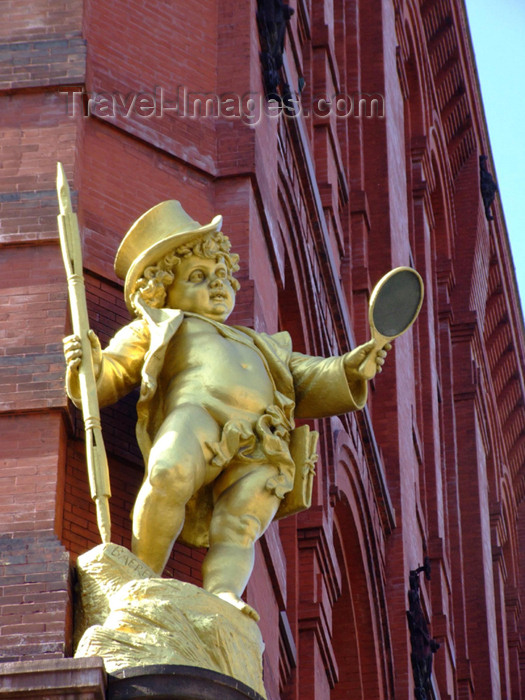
[0,0,82,656]
[1,1,524,699]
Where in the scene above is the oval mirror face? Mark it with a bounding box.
[371,268,423,338]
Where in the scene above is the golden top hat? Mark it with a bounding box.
[114,200,223,312]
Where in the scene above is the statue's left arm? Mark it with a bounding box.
[290,340,387,419]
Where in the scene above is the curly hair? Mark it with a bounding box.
[131,231,240,314]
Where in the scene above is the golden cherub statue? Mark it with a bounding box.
[64,200,389,620]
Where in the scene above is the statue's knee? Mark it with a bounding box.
[213,512,262,546]
[240,514,262,543]
[148,460,195,504]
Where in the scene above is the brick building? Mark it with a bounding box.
[1,0,524,698]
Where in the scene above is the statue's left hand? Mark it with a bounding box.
[343,339,391,382]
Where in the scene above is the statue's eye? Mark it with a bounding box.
[216,268,227,279]
[189,270,205,283]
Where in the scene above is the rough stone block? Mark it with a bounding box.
[75,544,266,698]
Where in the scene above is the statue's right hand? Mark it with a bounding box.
[63,330,102,378]
[63,334,82,371]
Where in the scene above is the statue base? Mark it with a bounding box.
[74,544,266,699]
[107,664,266,699]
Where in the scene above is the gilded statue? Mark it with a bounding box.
[63,200,390,621]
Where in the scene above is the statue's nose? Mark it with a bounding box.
[210,277,224,288]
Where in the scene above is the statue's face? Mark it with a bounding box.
[166,255,236,321]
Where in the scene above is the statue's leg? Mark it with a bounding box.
[202,464,281,619]
[132,404,219,575]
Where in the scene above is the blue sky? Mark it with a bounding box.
[465,0,525,311]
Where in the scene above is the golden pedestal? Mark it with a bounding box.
[74,544,266,699]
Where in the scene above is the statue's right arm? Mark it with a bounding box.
[63,320,150,408]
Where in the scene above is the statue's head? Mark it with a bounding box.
[114,201,240,319]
